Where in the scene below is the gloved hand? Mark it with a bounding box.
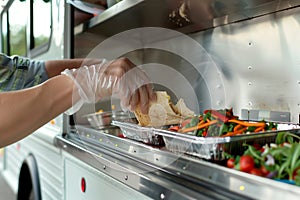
[61,57,156,115]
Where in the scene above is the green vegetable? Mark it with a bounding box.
[226,132,300,185]
[247,126,256,132]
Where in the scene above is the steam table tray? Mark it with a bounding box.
[112,120,300,160]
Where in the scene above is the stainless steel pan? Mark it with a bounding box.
[83,111,136,129]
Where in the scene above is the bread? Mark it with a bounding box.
[134,91,194,126]
[171,98,195,118]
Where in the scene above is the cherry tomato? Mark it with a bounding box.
[252,143,261,150]
[250,168,263,176]
[293,167,300,180]
[260,165,269,176]
[227,158,235,168]
[239,155,255,172]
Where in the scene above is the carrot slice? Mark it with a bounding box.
[233,124,243,132]
[198,120,205,126]
[180,120,218,133]
[222,127,247,137]
[228,119,266,127]
[254,126,265,132]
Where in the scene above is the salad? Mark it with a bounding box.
[169,108,277,137]
[225,132,300,185]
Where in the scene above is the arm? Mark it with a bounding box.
[0,57,155,148]
[0,53,101,91]
[0,75,75,147]
[45,58,102,78]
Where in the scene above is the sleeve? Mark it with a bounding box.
[0,53,49,91]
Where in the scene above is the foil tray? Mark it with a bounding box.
[112,120,300,160]
[111,120,165,146]
[155,123,300,160]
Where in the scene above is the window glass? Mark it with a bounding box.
[9,0,27,56]
[32,0,51,49]
[1,12,8,54]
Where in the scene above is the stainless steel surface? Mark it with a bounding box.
[241,109,291,122]
[74,0,300,36]
[189,6,300,123]
[82,111,134,129]
[57,125,300,199]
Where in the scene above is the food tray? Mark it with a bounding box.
[111,120,165,146]
[112,120,300,160]
[83,111,135,129]
[154,123,300,160]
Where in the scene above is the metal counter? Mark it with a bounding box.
[55,125,300,199]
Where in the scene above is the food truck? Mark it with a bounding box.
[1,0,300,199]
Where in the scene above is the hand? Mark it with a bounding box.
[62,57,156,114]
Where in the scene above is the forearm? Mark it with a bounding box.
[45,58,102,78]
[0,75,75,147]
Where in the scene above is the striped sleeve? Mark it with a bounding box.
[0,53,48,91]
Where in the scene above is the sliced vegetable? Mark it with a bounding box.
[179,120,218,133]
[210,110,229,122]
[221,127,247,137]
[254,126,265,132]
[228,119,266,127]
[169,125,180,131]
[170,108,277,137]
[233,124,243,132]
[181,118,192,128]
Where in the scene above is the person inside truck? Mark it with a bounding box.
[0,56,156,148]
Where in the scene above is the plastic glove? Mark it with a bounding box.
[61,57,156,115]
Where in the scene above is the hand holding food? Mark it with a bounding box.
[62,57,156,115]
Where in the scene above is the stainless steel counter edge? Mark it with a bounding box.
[55,126,300,199]
[54,135,250,199]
